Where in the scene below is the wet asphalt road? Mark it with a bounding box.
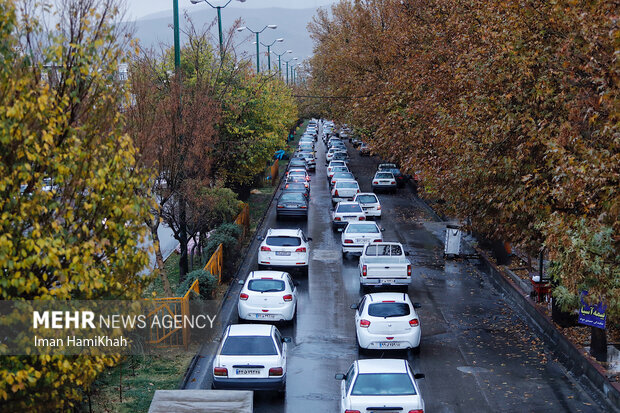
[187,128,604,412]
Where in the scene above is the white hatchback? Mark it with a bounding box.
[257,228,311,275]
[212,324,290,393]
[352,292,421,352]
[336,359,425,413]
[341,222,383,255]
[353,192,382,219]
[238,271,298,322]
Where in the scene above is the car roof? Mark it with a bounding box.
[266,228,303,236]
[337,201,362,208]
[365,292,410,303]
[356,192,377,198]
[375,171,394,176]
[329,160,346,165]
[228,324,273,337]
[356,358,409,374]
[335,179,358,185]
[248,270,288,280]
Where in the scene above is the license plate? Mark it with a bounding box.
[362,207,372,210]
[236,368,261,375]
[276,251,291,256]
[381,279,396,284]
[355,239,365,243]
[343,216,356,220]
[379,341,401,348]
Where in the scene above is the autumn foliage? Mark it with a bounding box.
[308,0,618,315]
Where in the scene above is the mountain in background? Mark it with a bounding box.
[130,6,324,67]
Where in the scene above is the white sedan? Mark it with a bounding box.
[352,292,421,352]
[212,324,290,393]
[353,192,382,219]
[257,228,311,275]
[238,271,298,322]
[331,180,360,205]
[335,359,425,413]
[341,222,383,255]
[332,202,366,230]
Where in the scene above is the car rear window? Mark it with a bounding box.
[221,336,277,356]
[365,244,403,256]
[334,173,354,179]
[351,373,416,396]
[266,236,302,247]
[379,164,397,170]
[285,183,306,190]
[357,194,378,203]
[368,302,410,317]
[337,204,363,213]
[248,279,285,293]
[337,181,359,189]
[279,193,305,202]
[376,173,393,179]
[346,224,379,234]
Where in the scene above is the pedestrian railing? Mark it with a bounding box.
[204,243,223,283]
[235,203,250,238]
[270,159,279,185]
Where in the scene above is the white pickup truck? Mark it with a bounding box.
[358,242,411,292]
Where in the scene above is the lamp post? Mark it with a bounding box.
[237,25,278,73]
[283,57,297,85]
[272,49,292,78]
[260,38,284,71]
[190,0,246,59]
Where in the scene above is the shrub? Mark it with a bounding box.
[176,269,217,300]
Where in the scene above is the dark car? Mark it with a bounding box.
[297,151,316,171]
[288,158,308,171]
[282,181,310,199]
[359,142,371,156]
[378,163,409,188]
[276,192,308,220]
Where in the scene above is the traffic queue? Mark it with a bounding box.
[210,120,426,413]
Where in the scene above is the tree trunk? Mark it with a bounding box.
[590,327,607,361]
[150,222,172,296]
[178,195,189,281]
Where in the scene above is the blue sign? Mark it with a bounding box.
[274,150,285,160]
[578,291,606,330]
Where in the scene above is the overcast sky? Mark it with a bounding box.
[125,0,338,20]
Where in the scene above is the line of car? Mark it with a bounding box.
[211,120,426,412]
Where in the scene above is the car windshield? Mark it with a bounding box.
[337,204,363,213]
[279,193,305,202]
[346,224,379,234]
[351,373,416,396]
[357,195,378,203]
[290,171,306,177]
[337,182,358,189]
[368,303,410,317]
[248,279,285,293]
[221,336,278,356]
[266,236,302,247]
[376,173,393,179]
[365,244,403,256]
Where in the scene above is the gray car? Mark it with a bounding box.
[276,192,308,220]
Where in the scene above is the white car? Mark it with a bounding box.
[341,222,383,255]
[335,359,425,413]
[332,201,366,230]
[352,292,421,352]
[330,171,356,188]
[327,160,347,176]
[372,171,397,192]
[287,168,310,182]
[327,165,350,180]
[257,228,311,275]
[331,180,360,205]
[238,271,298,322]
[353,192,382,219]
[326,148,346,163]
[212,324,290,393]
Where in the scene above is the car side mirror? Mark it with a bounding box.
[257,236,264,241]
[238,279,245,285]
[293,281,300,287]
[405,251,411,256]
[413,302,421,309]
[381,227,386,232]
[414,373,425,380]
[337,228,344,232]
[334,373,346,380]
[350,304,358,310]
[307,237,313,241]
[282,337,292,343]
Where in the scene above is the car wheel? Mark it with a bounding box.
[359,284,367,294]
[412,344,421,355]
[301,266,309,277]
[258,264,266,270]
[342,250,347,258]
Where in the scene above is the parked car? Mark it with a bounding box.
[212,324,290,393]
[331,180,360,205]
[359,142,371,156]
[285,176,309,189]
[378,163,409,187]
[288,158,308,171]
[258,228,311,275]
[326,148,345,163]
[286,168,310,182]
[351,292,421,352]
[297,151,316,171]
[332,151,349,164]
[238,271,298,323]
[335,359,425,413]
[359,242,411,292]
[327,165,350,181]
[327,160,348,176]
[282,181,309,199]
[371,171,397,193]
[353,192,382,219]
[341,222,383,255]
[332,201,366,230]
[276,192,308,220]
[330,171,356,188]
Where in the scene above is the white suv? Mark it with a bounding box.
[212,324,290,394]
[238,271,298,322]
[257,228,311,275]
[352,292,421,353]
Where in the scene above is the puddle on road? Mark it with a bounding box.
[584,344,620,375]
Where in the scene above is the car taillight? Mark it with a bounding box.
[295,247,306,252]
[359,216,365,220]
[213,367,228,377]
[306,176,310,181]
[335,217,341,221]
[359,319,371,328]
[345,411,361,413]
[300,205,307,209]
[344,239,353,244]
[277,205,284,208]
[407,264,412,276]
[334,190,339,196]
[410,318,419,327]
[362,265,367,276]
[285,184,290,188]
[261,246,271,251]
[373,181,378,184]
[269,367,283,376]
[239,293,249,300]
[373,239,382,242]
[409,410,424,413]
[357,189,360,193]
[283,294,293,302]
[377,205,381,210]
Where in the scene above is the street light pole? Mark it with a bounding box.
[173,0,180,69]
[272,49,292,79]
[190,0,247,60]
[283,56,297,85]
[260,39,284,72]
[238,24,278,73]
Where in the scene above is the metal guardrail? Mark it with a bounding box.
[234,203,250,238]
[270,159,279,185]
